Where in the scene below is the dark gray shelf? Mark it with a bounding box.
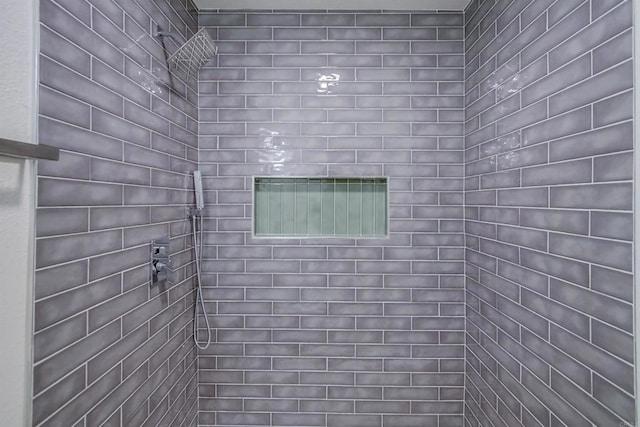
[0,137,59,161]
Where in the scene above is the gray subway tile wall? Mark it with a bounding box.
[198,9,466,427]
[30,0,637,426]
[34,0,200,426]
[464,1,634,426]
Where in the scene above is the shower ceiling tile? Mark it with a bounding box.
[195,0,471,10]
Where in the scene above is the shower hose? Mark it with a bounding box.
[192,212,212,349]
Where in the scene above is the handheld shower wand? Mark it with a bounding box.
[191,171,211,350]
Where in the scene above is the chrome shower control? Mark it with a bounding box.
[151,238,171,285]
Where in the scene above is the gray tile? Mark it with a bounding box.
[124,101,170,135]
[520,368,587,427]
[520,208,588,235]
[550,278,633,333]
[522,283,589,342]
[301,41,355,54]
[87,0,122,26]
[521,248,589,286]
[477,93,518,127]
[592,319,633,363]
[87,323,147,383]
[41,0,123,71]
[523,106,592,147]
[329,27,381,40]
[549,61,632,116]
[594,150,633,183]
[32,366,86,425]
[34,260,88,301]
[41,57,123,117]
[247,41,300,54]
[200,67,246,81]
[593,29,632,74]
[477,207,519,225]
[33,312,87,363]
[88,366,148,426]
[522,158,592,187]
[275,27,325,40]
[593,90,633,128]
[217,413,271,425]
[91,158,151,186]
[218,27,271,41]
[412,40,463,54]
[123,186,171,206]
[550,121,632,161]
[480,170,519,190]
[31,4,621,426]
[112,0,149,30]
[479,18,520,66]
[357,13,408,26]
[92,109,151,147]
[550,325,633,394]
[496,13,546,66]
[92,10,150,69]
[495,56,547,101]
[46,366,123,426]
[90,206,149,231]
[36,207,88,237]
[357,400,410,414]
[219,81,272,95]
[415,12,462,26]
[496,100,547,137]
[39,86,91,128]
[496,330,549,382]
[549,1,631,71]
[247,13,300,26]
[592,374,635,425]
[41,152,91,182]
[497,187,548,207]
[591,211,632,242]
[33,321,121,395]
[199,13,245,26]
[385,27,437,41]
[36,228,122,269]
[40,25,91,77]
[591,265,633,303]
[219,54,273,67]
[550,183,632,210]
[303,13,355,26]
[521,2,590,67]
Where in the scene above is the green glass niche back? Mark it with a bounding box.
[254,177,388,238]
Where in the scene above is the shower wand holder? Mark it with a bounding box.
[187,206,203,217]
[151,238,172,285]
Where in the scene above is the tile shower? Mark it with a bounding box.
[31,0,634,427]
[197,9,466,427]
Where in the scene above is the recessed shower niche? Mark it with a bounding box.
[253,177,388,238]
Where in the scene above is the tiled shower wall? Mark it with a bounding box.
[198,10,466,427]
[464,0,634,426]
[34,0,200,425]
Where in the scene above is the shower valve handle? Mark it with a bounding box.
[151,238,172,285]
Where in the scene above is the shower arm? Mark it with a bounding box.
[154,24,177,42]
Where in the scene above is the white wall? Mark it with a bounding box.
[0,0,37,425]
[635,0,639,424]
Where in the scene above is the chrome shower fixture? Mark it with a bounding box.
[156,25,218,81]
[190,170,211,349]
[150,238,171,285]
[154,24,177,41]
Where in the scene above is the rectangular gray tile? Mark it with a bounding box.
[549,61,632,116]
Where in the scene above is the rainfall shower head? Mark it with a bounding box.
[156,26,218,81]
